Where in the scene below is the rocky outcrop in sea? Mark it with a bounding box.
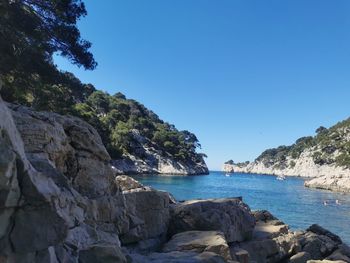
[1,97,349,262]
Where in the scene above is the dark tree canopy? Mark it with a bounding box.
[0,1,206,165]
[0,0,96,78]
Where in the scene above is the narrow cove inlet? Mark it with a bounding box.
[3,0,350,261]
[133,172,350,244]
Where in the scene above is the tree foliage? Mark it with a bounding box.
[256,118,350,169]
[0,0,96,103]
[0,0,205,164]
[74,91,204,161]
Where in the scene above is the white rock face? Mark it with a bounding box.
[113,153,209,176]
[223,150,350,178]
[305,175,350,193]
[112,130,209,176]
[223,150,350,193]
[169,198,256,243]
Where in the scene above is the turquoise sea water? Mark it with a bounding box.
[133,171,350,244]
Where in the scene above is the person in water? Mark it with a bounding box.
[336,199,341,205]
[323,200,328,206]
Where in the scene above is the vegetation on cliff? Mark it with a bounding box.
[253,120,350,169]
[0,0,205,164]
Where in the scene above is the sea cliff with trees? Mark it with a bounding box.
[0,0,207,175]
[223,120,350,192]
[1,1,349,262]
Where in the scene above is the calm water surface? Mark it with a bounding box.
[133,171,350,244]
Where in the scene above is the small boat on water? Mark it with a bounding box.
[276,175,286,181]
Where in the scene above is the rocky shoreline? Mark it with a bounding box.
[223,161,350,194]
[1,97,350,262]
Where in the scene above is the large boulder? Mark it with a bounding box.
[326,244,350,262]
[230,210,300,263]
[9,104,115,198]
[229,212,349,263]
[0,102,128,262]
[0,99,69,261]
[162,231,232,261]
[169,198,255,243]
[120,184,170,245]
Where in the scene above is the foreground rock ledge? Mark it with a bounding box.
[169,198,256,243]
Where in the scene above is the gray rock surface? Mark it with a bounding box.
[230,211,350,263]
[169,198,255,243]
[120,186,170,244]
[116,175,145,191]
[0,99,69,261]
[1,102,128,262]
[162,231,232,261]
[289,252,312,263]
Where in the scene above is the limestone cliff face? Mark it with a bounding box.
[223,119,350,192]
[223,150,350,178]
[112,129,209,175]
[223,153,350,193]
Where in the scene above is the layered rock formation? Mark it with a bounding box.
[1,98,349,262]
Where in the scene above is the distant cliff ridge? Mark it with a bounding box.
[223,119,350,192]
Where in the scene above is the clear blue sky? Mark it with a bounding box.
[55,0,350,170]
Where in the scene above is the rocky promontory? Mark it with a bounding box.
[1,97,349,262]
[223,119,350,193]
